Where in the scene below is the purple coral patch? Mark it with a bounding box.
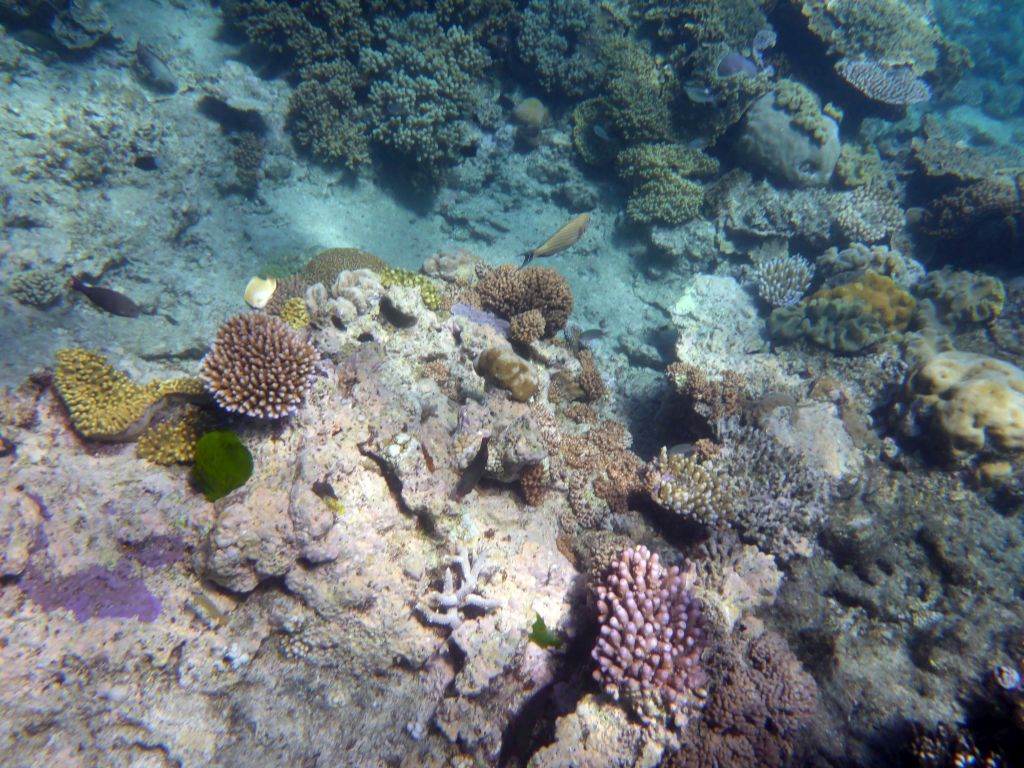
[20,557,161,623]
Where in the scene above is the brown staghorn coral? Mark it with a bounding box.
[476,264,573,338]
[663,629,817,768]
[200,314,319,419]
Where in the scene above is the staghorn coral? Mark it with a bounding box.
[199,314,319,419]
[9,269,63,308]
[645,447,732,526]
[593,545,707,729]
[476,264,573,337]
[752,254,814,308]
[53,348,205,441]
[417,546,500,630]
[616,143,719,225]
[663,629,817,768]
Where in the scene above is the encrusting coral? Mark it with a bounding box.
[199,314,319,419]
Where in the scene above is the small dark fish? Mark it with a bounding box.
[684,83,718,105]
[421,443,435,473]
[579,329,606,343]
[312,480,337,500]
[70,277,141,318]
[451,437,489,501]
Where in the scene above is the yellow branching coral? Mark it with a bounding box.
[645,446,731,525]
[136,407,207,465]
[379,266,444,311]
[53,348,204,441]
[280,296,311,329]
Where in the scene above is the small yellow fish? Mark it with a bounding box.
[521,212,591,267]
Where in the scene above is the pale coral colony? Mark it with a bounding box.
[3,1,1024,767]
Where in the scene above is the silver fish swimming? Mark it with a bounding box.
[521,212,591,267]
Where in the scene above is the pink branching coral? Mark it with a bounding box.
[200,314,319,419]
[593,545,707,727]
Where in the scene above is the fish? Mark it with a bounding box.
[579,328,606,343]
[134,43,178,94]
[451,437,489,500]
[521,213,591,267]
[70,277,141,318]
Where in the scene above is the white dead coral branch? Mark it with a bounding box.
[418,545,501,630]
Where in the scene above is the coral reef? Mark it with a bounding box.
[593,545,707,729]
[769,296,888,354]
[199,314,319,419]
[903,350,1024,460]
[53,349,204,441]
[616,143,720,225]
[476,264,573,338]
[752,253,814,307]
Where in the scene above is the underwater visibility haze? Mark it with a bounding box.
[2,0,1024,765]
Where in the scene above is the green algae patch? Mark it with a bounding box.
[529,614,562,649]
[193,431,253,501]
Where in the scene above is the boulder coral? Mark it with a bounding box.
[904,351,1024,459]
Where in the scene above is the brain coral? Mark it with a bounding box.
[477,265,573,337]
[905,351,1024,458]
[200,314,319,419]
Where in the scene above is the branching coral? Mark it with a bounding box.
[200,314,319,419]
[476,265,573,337]
[593,545,708,728]
[517,0,607,97]
[645,446,732,525]
[752,254,814,307]
[616,143,719,225]
[418,546,500,630]
[53,348,204,441]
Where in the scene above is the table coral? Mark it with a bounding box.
[53,348,204,441]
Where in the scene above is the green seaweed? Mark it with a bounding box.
[529,614,563,649]
[192,431,253,502]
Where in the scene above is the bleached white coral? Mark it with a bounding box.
[418,546,500,630]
